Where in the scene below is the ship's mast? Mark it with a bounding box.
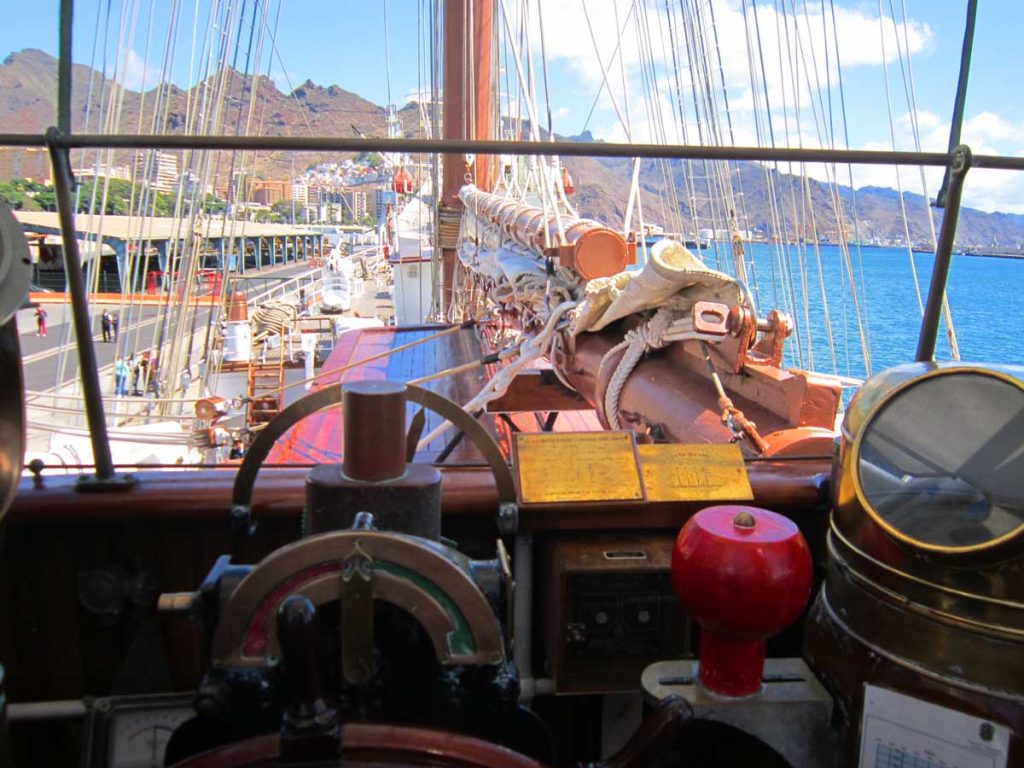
[440,0,495,315]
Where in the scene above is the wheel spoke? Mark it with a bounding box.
[405,406,427,462]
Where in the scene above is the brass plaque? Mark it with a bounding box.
[638,443,753,502]
[515,432,644,504]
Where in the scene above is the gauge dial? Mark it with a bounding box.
[108,705,194,768]
[856,371,1024,552]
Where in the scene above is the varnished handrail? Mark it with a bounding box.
[7,460,828,530]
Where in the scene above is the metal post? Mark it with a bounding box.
[45,129,116,481]
[0,665,10,764]
[57,0,73,134]
[935,0,977,208]
[7,129,1024,171]
[916,145,972,362]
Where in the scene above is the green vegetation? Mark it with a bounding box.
[74,178,174,216]
[0,181,22,207]
[354,150,384,168]
[0,178,54,210]
[251,208,283,224]
[202,193,226,215]
[271,200,294,222]
[0,177,230,218]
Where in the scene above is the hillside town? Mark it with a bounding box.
[0,144,402,228]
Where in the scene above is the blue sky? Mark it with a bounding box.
[3,1,1023,212]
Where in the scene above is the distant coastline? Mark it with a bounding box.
[958,250,1024,261]
[733,239,1024,260]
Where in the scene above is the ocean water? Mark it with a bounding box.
[687,242,1024,382]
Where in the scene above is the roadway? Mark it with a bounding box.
[17,261,317,396]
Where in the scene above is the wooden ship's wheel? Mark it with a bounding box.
[162,381,540,764]
[172,723,547,767]
[164,380,701,768]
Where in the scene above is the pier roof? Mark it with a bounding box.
[15,212,318,243]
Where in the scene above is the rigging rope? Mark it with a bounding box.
[888,0,960,360]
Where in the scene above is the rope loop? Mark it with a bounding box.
[601,307,674,429]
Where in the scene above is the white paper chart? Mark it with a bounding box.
[859,686,1009,768]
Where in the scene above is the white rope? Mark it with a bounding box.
[598,306,672,429]
[251,300,297,336]
[889,0,959,360]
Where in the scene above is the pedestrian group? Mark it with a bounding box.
[112,352,153,397]
[101,310,119,342]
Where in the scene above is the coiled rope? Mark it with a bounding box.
[597,306,674,430]
[251,301,297,337]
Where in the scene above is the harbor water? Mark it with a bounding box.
[689,242,1024,382]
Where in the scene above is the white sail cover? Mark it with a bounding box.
[572,239,742,335]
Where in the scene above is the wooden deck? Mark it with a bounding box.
[267,324,495,465]
[266,325,603,466]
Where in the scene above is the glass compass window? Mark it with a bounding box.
[856,372,1024,552]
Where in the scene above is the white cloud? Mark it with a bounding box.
[523,0,931,131]
[119,49,161,92]
[962,112,1024,149]
[795,110,1024,214]
[959,169,1024,214]
[501,2,1022,213]
[270,70,291,94]
[830,5,932,67]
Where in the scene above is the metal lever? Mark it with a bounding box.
[340,546,376,686]
[277,594,339,762]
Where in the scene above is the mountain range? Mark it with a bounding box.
[2,48,1023,251]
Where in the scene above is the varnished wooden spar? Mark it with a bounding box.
[457,183,841,457]
[5,459,829,531]
[560,318,842,457]
[458,186,633,280]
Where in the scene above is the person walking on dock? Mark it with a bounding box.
[101,310,111,342]
[34,306,47,337]
[114,357,128,397]
[128,353,140,395]
[178,366,192,415]
[138,352,150,394]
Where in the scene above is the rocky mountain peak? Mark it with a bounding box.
[0,47,1021,248]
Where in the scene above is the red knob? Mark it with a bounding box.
[671,505,812,697]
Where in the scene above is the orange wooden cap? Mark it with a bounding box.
[572,227,628,280]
